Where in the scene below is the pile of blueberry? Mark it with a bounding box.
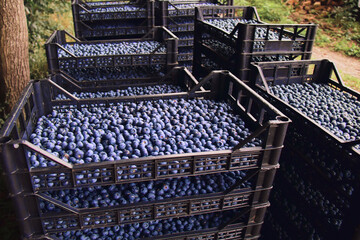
[79,6,148,21]
[270,187,323,240]
[53,210,239,239]
[57,41,165,58]
[202,56,222,69]
[62,66,165,82]
[281,158,346,230]
[177,32,194,40]
[80,5,145,14]
[280,148,350,229]
[168,3,217,16]
[55,84,185,100]
[82,27,148,38]
[168,3,217,10]
[85,2,128,7]
[40,171,250,212]
[262,211,291,240]
[28,98,261,168]
[204,18,259,36]
[203,38,235,57]
[178,48,193,61]
[269,83,360,142]
[85,22,145,30]
[168,18,194,33]
[287,127,357,198]
[179,48,192,54]
[169,17,194,26]
[203,18,303,54]
[251,55,290,62]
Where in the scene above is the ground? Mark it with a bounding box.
[312,46,360,79]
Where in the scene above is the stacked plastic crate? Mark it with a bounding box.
[45,27,178,81]
[72,0,155,40]
[193,6,317,82]
[0,68,290,239]
[250,60,360,240]
[156,0,233,71]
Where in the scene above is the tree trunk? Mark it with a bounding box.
[0,0,30,113]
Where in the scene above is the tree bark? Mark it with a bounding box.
[0,0,30,112]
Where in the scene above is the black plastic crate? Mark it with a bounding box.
[156,0,233,26]
[251,59,360,149]
[262,148,360,240]
[0,70,290,190]
[252,60,360,240]
[45,27,178,74]
[178,47,193,62]
[72,0,155,40]
[0,70,289,238]
[279,149,354,239]
[32,181,272,234]
[72,0,154,21]
[252,60,360,199]
[49,66,197,93]
[193,5,317,82]
[45,208,267,239]
[73,20,153,41]
[262,175,325,240]
[156,0,232,72]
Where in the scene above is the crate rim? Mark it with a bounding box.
[72,0,153,9]
[46,27,178,45]
[38,219,265,240]
[38,186,270,212]
[48,66,195,91]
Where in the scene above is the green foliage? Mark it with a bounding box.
[24,0,69,79]
[315,29,331,47]
[339,70,360,91]
[331,0,360,22]
[334,39,360,58]
[0,105,6,130]
[234,0,294,23]
[25,0,68,49]
[0,92,10,130]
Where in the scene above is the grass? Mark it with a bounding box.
[306,15,360,58]
[339,71,360,91]
[234,0,294,23]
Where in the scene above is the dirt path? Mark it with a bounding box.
[312,46,360,78]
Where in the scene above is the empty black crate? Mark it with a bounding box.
[193,5,317,82]
[0,70,289,238]
[72,0,155,40]
[45,27,178,74]
[252,59,360,240]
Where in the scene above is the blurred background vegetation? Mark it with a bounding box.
[25,0,73,80]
